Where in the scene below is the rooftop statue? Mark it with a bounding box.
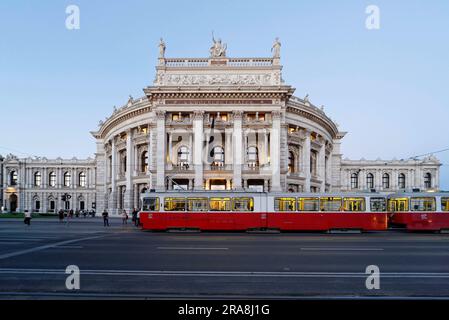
[158,38,166,59]
[272,37,281,58]
[210,33,227,58]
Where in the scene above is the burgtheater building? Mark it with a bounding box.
[0,39,441,215]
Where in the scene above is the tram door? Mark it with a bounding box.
[388,198,409,212]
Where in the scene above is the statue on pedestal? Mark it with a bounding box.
[272,37,281,58]
[210,33,227,58]
[158,38,166,59]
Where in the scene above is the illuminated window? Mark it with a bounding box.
[382,173,390,189]
[275,198,296,212]
[442,198,449,212]
[351,173,359,189]
[410,197,436,212]
[298,198,320,211]
[424,173,432,189]
[388,198,409,212]
[343,198,366,212]
[34,172,42,187]
[209,198,231,211]
[164,198,186,211]
[233,198,254,212]
[142,197,159,211]
[187,198,209,212]
[10,171,18,186]
[370,197,386,212]
[398,173,406,189]
[79,172,86,187]
[320,197,342,212]
[367,173,374,189]
[141,151,148,173]
[64,172,71,187]
[49,172,56,187]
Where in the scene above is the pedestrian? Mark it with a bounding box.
[58,209,64,223]
[132,208,138,227]
[122,209,128,225]
[24,211,32,226]
[69,209,74,219]
[102,209,109,227]
[66,210,72,226]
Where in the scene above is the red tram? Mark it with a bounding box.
[388,192,449,231]
[139,191,388,232]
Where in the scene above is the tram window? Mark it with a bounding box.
[410,197,436,212]
[442,198,449,212]
[187,198,209,212]
[233,198,254,212]
[343,198,366,212]
[298,198,319,211]
[142,197,159,211]
[320,197,342,212]
[370,197,386,212]
[274,198,296,212]
[209,198,231,211]
[164,198,186,211]
[388,198,409,212]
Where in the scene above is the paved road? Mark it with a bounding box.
[1,218,449,299]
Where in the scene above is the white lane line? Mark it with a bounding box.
[300,248,384,251]
[157,247,229,250]
[0,235,105,260]
[1,268,449,278]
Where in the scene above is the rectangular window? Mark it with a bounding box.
[233,198,254,212]
[320,197,342,212]
[343,198,366,212]
[209,198,231,211]
[164,198,186,211]
[298,198,319,211]
[442,198,449,212]
[142,197,160,211]
[388,198,409,212]
[50,201,55,210]
[410,197,436,212]
[274,198,296,211]
[370,197,386,212]
[187,198,209,212]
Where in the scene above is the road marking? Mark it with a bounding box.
[157,247,229,250]
[0,242,23,245]
[51,246,84,249]
[1,268,449,278]
[300,247,384,251]
[0,235,105,260]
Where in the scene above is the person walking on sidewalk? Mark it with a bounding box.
[24,211,32,226]
[102,209,110,227]
[122,209,128,225]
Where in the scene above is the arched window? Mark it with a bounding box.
[34,172,42,187]
[288,151,295,173]
[141,151,148,172]
[424,173,432,189]
[64,172,71,187]
[398,173,406,189]
[382,173,390,189]
[177,147,189,165]
[79,172,86,187]
[351,173,359,189]
[247,146,259,166]
[212,146,225,165]
[367,173,374,189]
[49,172,56,187]
[10,171,18,186]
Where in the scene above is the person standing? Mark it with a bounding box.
[24,211,32,226]
[132,208,138,227]
[58,209,64,223]
[102,209,109,227]
[122,209,128,225]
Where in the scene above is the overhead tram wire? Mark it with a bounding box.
[407,147,449,160]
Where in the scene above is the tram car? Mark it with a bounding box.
[388,192,449,231]
[139,191,388,232]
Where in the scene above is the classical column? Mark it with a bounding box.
[110,137,117,215]
[193,110,204,190]
[270,110,282,191]
[155,110,166,191]
[318,139,326,192]
[302,130,311,192]
[168,131,173,166]
[232,111,243,190]
[124,129,134,211]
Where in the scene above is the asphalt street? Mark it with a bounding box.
[1,218,449,299]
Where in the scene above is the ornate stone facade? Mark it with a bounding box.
[0,40,441,215]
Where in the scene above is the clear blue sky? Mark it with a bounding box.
[0,0,448,189]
